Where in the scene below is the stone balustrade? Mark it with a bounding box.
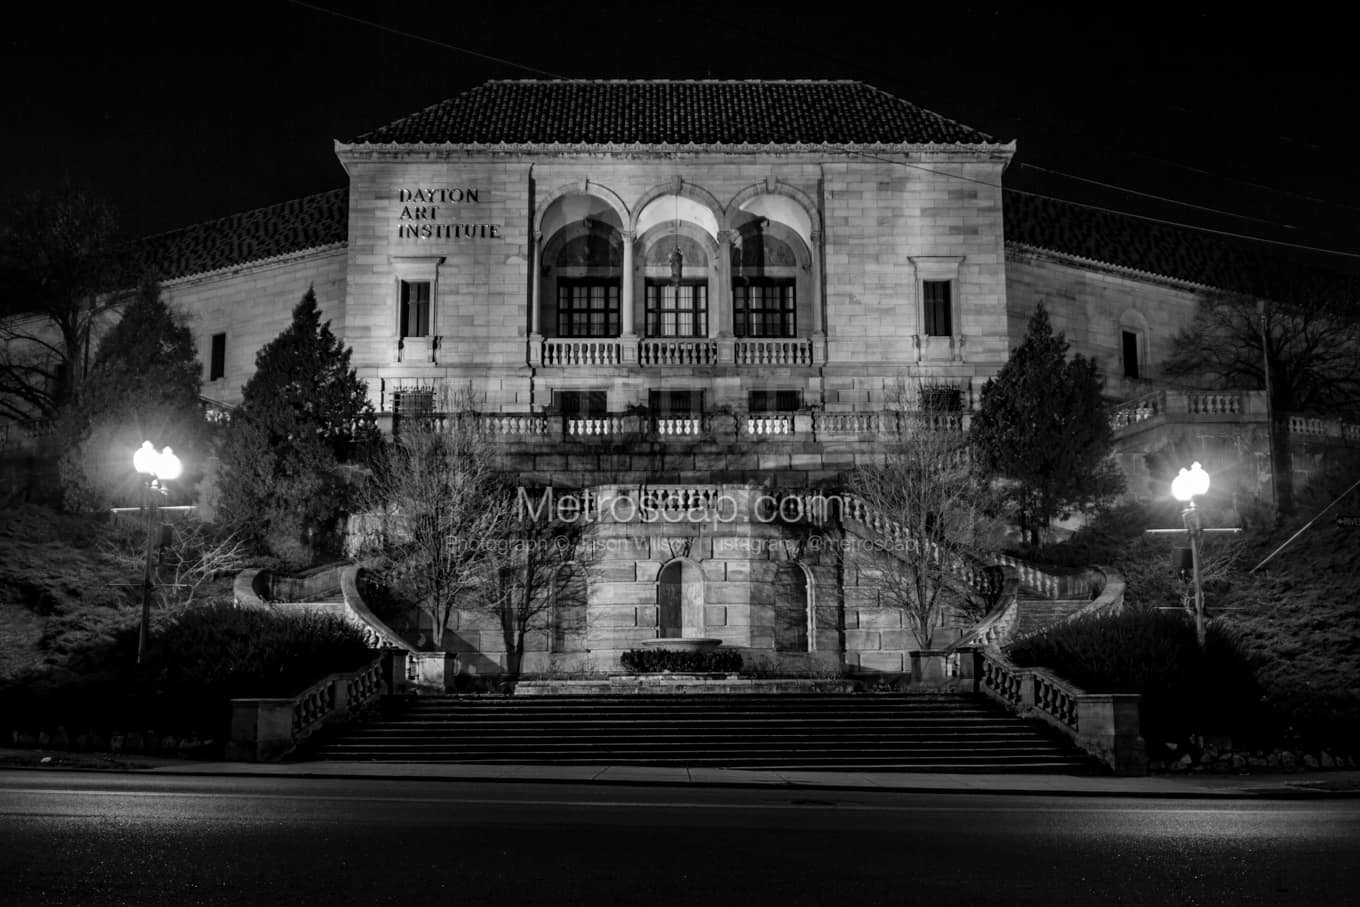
[734,338,814,366]
[1108,387,1360,446]
[639,339,719,366]
[972,648,1145,774]
[745,415,794,436]
[541,339,622,367]
[227,650,406,762]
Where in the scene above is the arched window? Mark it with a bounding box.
[732,223,799,338]
[644,235,709,337]
[773,562,810,652]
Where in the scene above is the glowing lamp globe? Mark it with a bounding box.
[133,441,158,476]
[134,441,182,480]
[157,447,182,481]
[1171,461,1210,503]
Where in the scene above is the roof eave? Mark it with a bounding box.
[334,139,1017,159]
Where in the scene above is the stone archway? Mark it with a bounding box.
[657,559,705,638]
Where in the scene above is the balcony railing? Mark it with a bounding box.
[639,339,718,367]
[542,339,622,367]
[534,336,818,367]
[734,339,814,366]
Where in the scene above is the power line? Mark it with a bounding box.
[285,1,566,78]
[855,151,1360,263]
[287,2,1360,264]
[1013,162,1293,229]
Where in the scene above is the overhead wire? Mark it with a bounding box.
[287,1,1360,265]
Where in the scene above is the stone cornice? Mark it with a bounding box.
[334,140,1017,162]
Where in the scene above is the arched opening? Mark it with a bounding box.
[538,196,626,339]
[773,561,811,652]
[730,212,807,339]
[657,559,705,638]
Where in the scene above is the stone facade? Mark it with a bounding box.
[9,80,1352,678]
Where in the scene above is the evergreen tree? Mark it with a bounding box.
[56,279,204,511]
[970,304,1124,547]
[215,287,378,564]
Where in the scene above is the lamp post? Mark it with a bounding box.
[1170,461,1211,650]
[133,441,182,664]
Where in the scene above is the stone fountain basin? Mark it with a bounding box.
[641,637,723,651]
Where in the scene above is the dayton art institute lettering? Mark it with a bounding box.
[396,186,501,240]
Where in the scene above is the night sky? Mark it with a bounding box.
[5,2,1359,276]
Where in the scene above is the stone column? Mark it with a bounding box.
[809,228,825,364]
[620,230,637,364]
[529,230,543,366]
[716,229,735,364]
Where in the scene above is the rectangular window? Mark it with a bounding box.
[649,389,704,416]
[919,384,962,412]
[747,390,802,412]
[733,280,796,337]
[557,280,620,337]
[392,388,435,437]
[209,333,226,381]
[645,282,708,337]
[923,280,952,336]
[1122,331,1140,379]
[554,390,607,418]
[400,280,431,338]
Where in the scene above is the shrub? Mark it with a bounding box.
[620,648,743,674]
[0,602,374,741]
[1007,608,1271,752]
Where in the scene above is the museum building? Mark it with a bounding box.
[60,79,1347,674]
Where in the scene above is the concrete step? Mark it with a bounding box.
[308,692,1100,773]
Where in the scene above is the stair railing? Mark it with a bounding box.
[964,647,1145,775]
[227,649,408,762]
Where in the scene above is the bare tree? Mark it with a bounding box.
[358,411,513,649]
[1164,294,1360,420]
[849,380,998,649]
[477,514,592,679]
[102,520,249,610]
[0,188,126,423]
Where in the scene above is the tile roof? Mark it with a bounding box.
[347,80,1003,147]
[129,188,349,281]
[1004,192,1360,310]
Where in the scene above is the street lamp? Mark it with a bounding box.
[1170,461,1211,649]
[133,441,182,664]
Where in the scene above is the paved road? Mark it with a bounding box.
[2,771,1358,905]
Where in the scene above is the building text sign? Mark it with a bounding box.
[396,187,501,240]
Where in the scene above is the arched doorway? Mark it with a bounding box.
[657,560,705,638]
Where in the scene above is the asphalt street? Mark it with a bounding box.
[2,771,1358,905]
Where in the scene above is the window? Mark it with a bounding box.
[645,281,708,337]
[923,280,952,337]
[557,279,620,337]
[919,384,962,412]
[649,389,704,416]
[747,390,802,412]
[392,388,435,437]
[554,390,607,418]
[400,280,431,338]
[733,280,796,337]
[209,333,226,381]
[390,255,443,349]
[1122,330,1141,379]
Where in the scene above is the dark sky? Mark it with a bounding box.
[5,2,1359,275]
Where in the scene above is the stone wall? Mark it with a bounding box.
[162,247,348,407]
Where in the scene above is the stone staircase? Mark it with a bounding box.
[306,693,1101,773]
[1010,596,1093,641]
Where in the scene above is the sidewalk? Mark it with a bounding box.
[3,748,1359,798]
